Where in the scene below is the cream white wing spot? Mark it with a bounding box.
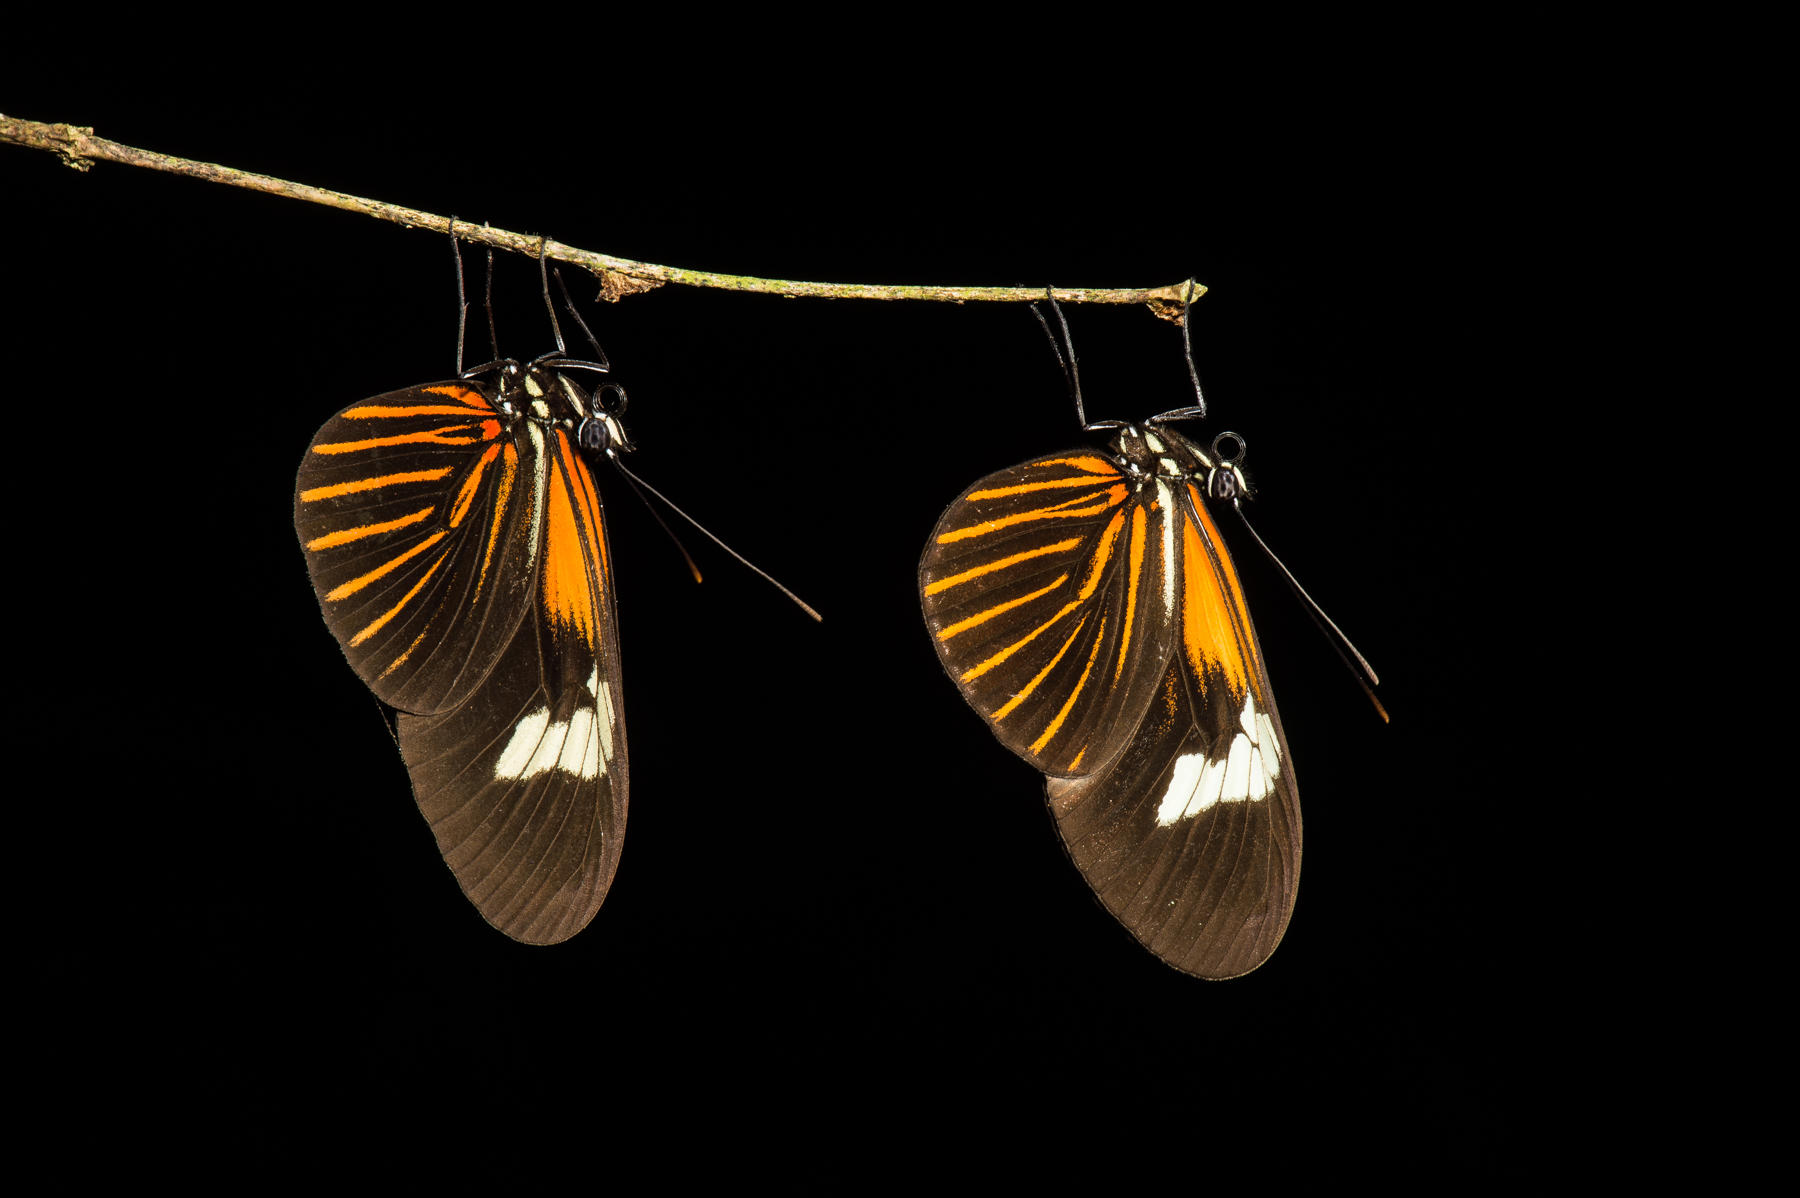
[594,672,617,765]
[558,374,587,412]
[523,423,548,568]
[1155,693,1283,824]
[1157,478,1179,612]
[493,665,610,782]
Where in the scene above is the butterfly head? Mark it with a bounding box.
[1202,430,1251,504]
[572,379,633,458]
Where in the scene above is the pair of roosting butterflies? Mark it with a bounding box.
[294,253,1368,979]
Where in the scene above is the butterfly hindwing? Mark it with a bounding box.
[296,371,627,943]
[921,424,1300,978]
[397,421,626,944]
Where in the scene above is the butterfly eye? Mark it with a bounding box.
[577,415,611,452]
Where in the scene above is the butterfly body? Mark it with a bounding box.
[295,359,627,944]
[920,421,1298,978]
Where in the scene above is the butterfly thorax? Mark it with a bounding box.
[484,360,629,457]
[1112,424,1246,505]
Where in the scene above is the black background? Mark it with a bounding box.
[8,91,1570,1179]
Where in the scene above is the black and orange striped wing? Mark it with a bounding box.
[295,373,627,944]
[920,424,1298,979]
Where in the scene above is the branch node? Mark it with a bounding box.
[56,123,95,172]
[594,270,664,303]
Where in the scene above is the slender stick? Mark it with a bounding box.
[2,114,1204,314]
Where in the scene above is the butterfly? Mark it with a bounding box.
[918,294,1320,979]
[294,242,629,944]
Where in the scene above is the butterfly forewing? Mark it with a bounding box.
[294,383,543,715]
[920,425,1301,979]
[296,372,627,944]
[919,449,1179,777]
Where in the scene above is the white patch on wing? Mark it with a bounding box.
[1157,478,1178,613]
[594,674,616,764]
[524,423,548,567]
[559,375,586,412]
[1154,693,1282,824]
[493,666,610,782]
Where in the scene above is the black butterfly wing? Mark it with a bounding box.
[396,425,627,944]
[1047,479,1298,979]
[296,383,627,943]
[919,448,1179,777]
[921,446,1299,979]
[294,382,542,715]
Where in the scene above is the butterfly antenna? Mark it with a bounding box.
[610,464,704,584]
[607,454,823,622]
[1228,497,1386,721]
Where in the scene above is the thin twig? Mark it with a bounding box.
[2,114,1205,317]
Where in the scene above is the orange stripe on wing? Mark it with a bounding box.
[449,444,503,528]
[348,554,447,648]
[305,506,435,550]
[325,530,448,602]
[923,537,1081,596]
[1180,486,1251,698]
[422,384,496,408]
[377,623,434,680]
[1030,455,1119,475]
[539,431,599,645]
[566,433,609,590]
[967,469,1121,501]
[955,509,1126,680]
[939,575,1068,642]
[312,426,487,454]
[298,467,454,502]
[993,615,1089,722]
[1076,510,1125,600]
[473,443,518,604]
[338,404,498,420]
[1029,608,1109,757]
[936,485,1127,543]
[1114,504,1148,682]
